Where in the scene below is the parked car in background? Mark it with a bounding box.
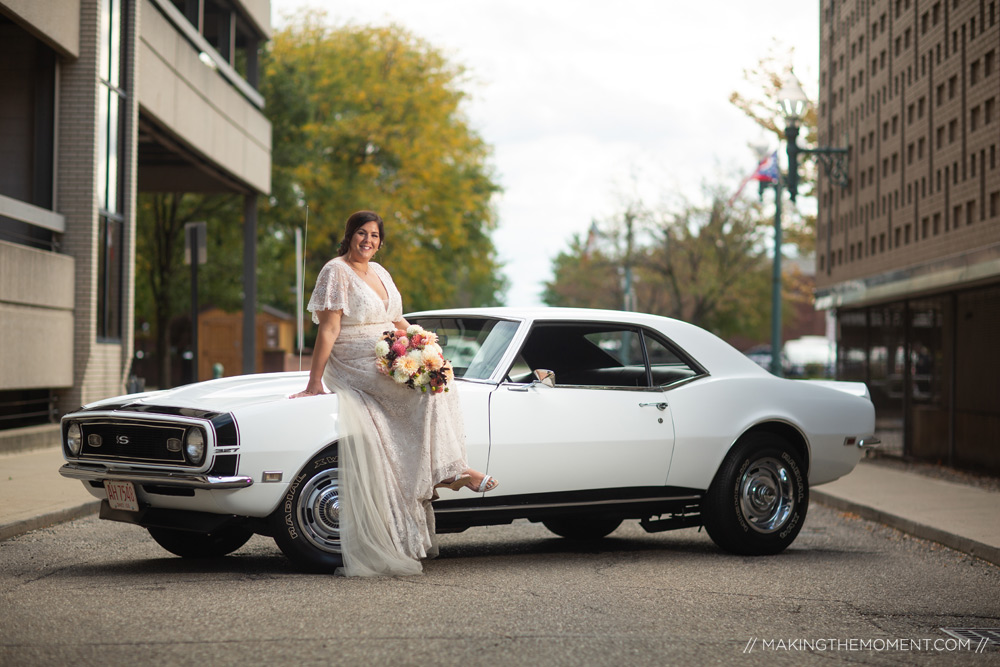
[60,308,878,571]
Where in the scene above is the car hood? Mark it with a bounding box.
[81,372,312,414]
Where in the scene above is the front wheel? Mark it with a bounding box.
[269,448,344,572]
[147,525,253,558]
[702,433,808,556]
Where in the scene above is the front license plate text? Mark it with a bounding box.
[104,480,139,512]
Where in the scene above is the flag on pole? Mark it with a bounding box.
[728,151,779,205]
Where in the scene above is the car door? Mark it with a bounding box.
[486,323,676,496]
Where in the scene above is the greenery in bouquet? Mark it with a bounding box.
[375,325,454,393]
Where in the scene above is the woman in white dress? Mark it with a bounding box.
[291,210,497,576]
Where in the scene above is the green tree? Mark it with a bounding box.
[135,191,298,387]
[261,16,506,310]
[544,191,775,342]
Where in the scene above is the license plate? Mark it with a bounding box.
[104,480,139,512]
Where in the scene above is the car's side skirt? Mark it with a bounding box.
[433,486,703,532]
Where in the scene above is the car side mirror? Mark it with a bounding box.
[534,369,555,388]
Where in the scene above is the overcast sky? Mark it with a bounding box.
[272,1,820,306]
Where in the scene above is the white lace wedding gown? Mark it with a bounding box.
[307,257,468,576]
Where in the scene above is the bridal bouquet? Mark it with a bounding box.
[375,325,453,393]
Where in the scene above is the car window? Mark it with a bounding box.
[643,331,700,387]
[509,324,649,388]
[407,317,519,380]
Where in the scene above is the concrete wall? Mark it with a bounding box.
[0,241,74,389]
[138,0,271,194]
[237,0,271,40]
[0,0,80,57]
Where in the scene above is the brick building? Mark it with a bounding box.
[0,0,271,453]
[814,0,999,471]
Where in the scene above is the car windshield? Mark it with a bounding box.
[407,317,520,380]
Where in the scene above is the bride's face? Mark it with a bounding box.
[349,221,381,261]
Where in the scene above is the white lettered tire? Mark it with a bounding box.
[270,447,344,571]
[702,433,808,555]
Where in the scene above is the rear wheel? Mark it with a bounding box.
[542,516,622,540]
[147,525,253,558]
[702,433,808,555]
[270,448,344,572]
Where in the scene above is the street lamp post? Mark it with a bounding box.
[763,73,849,377]
[778,73,850,202]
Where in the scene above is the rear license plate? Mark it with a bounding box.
[104,480,139,512]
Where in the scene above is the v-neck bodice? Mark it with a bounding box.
[307,258,403,327]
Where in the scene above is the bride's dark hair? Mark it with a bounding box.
[337,210,385,256]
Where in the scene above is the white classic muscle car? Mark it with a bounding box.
[59,308,878,571]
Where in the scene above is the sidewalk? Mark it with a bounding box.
[1,447,998,567]
[0,446,100,542]
[811,459,1000,566]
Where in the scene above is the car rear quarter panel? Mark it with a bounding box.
[664,375,874,490]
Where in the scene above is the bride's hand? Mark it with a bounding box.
[289,389,323,399]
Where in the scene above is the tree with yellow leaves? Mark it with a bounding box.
[262,16,506,311]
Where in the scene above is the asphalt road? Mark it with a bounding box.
[1,503,998,666]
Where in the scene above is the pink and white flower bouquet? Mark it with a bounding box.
[375,325,453,393]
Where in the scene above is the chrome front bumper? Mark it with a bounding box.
[59,463,253,489]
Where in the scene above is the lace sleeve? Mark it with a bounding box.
[307,259,352,324]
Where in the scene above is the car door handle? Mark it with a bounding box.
[639,402,668,411]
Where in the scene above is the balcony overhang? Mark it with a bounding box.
[815,243,1000,310]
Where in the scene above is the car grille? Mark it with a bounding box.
[78,420,189,465]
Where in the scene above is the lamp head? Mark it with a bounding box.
[778,72,810,125]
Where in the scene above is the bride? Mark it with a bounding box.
[291,210,497,576]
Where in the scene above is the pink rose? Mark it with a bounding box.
[395,329,407,338]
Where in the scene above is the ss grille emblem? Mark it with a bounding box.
[116,435,130,445]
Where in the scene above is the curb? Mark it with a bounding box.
[812,490,1000,567]
[0,501,101,542]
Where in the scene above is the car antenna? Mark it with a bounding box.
[298,205,309,371]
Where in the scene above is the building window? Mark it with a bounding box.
[0,24,57,251]
[97,0,126,341]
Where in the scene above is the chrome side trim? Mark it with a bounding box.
[857,437,881,449]
[59,463,253,489]
[434,494,702,515]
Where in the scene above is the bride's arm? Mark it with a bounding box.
[290,309,342,398]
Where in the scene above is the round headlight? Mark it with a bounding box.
[66,422,82,456]
[184,428,206,466]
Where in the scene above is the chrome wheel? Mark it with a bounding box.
[703,433,808,555]
[738,456,795,534]
[297,468,341,554]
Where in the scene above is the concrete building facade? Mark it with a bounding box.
[0,0,271,453]
[815,0,999,471]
